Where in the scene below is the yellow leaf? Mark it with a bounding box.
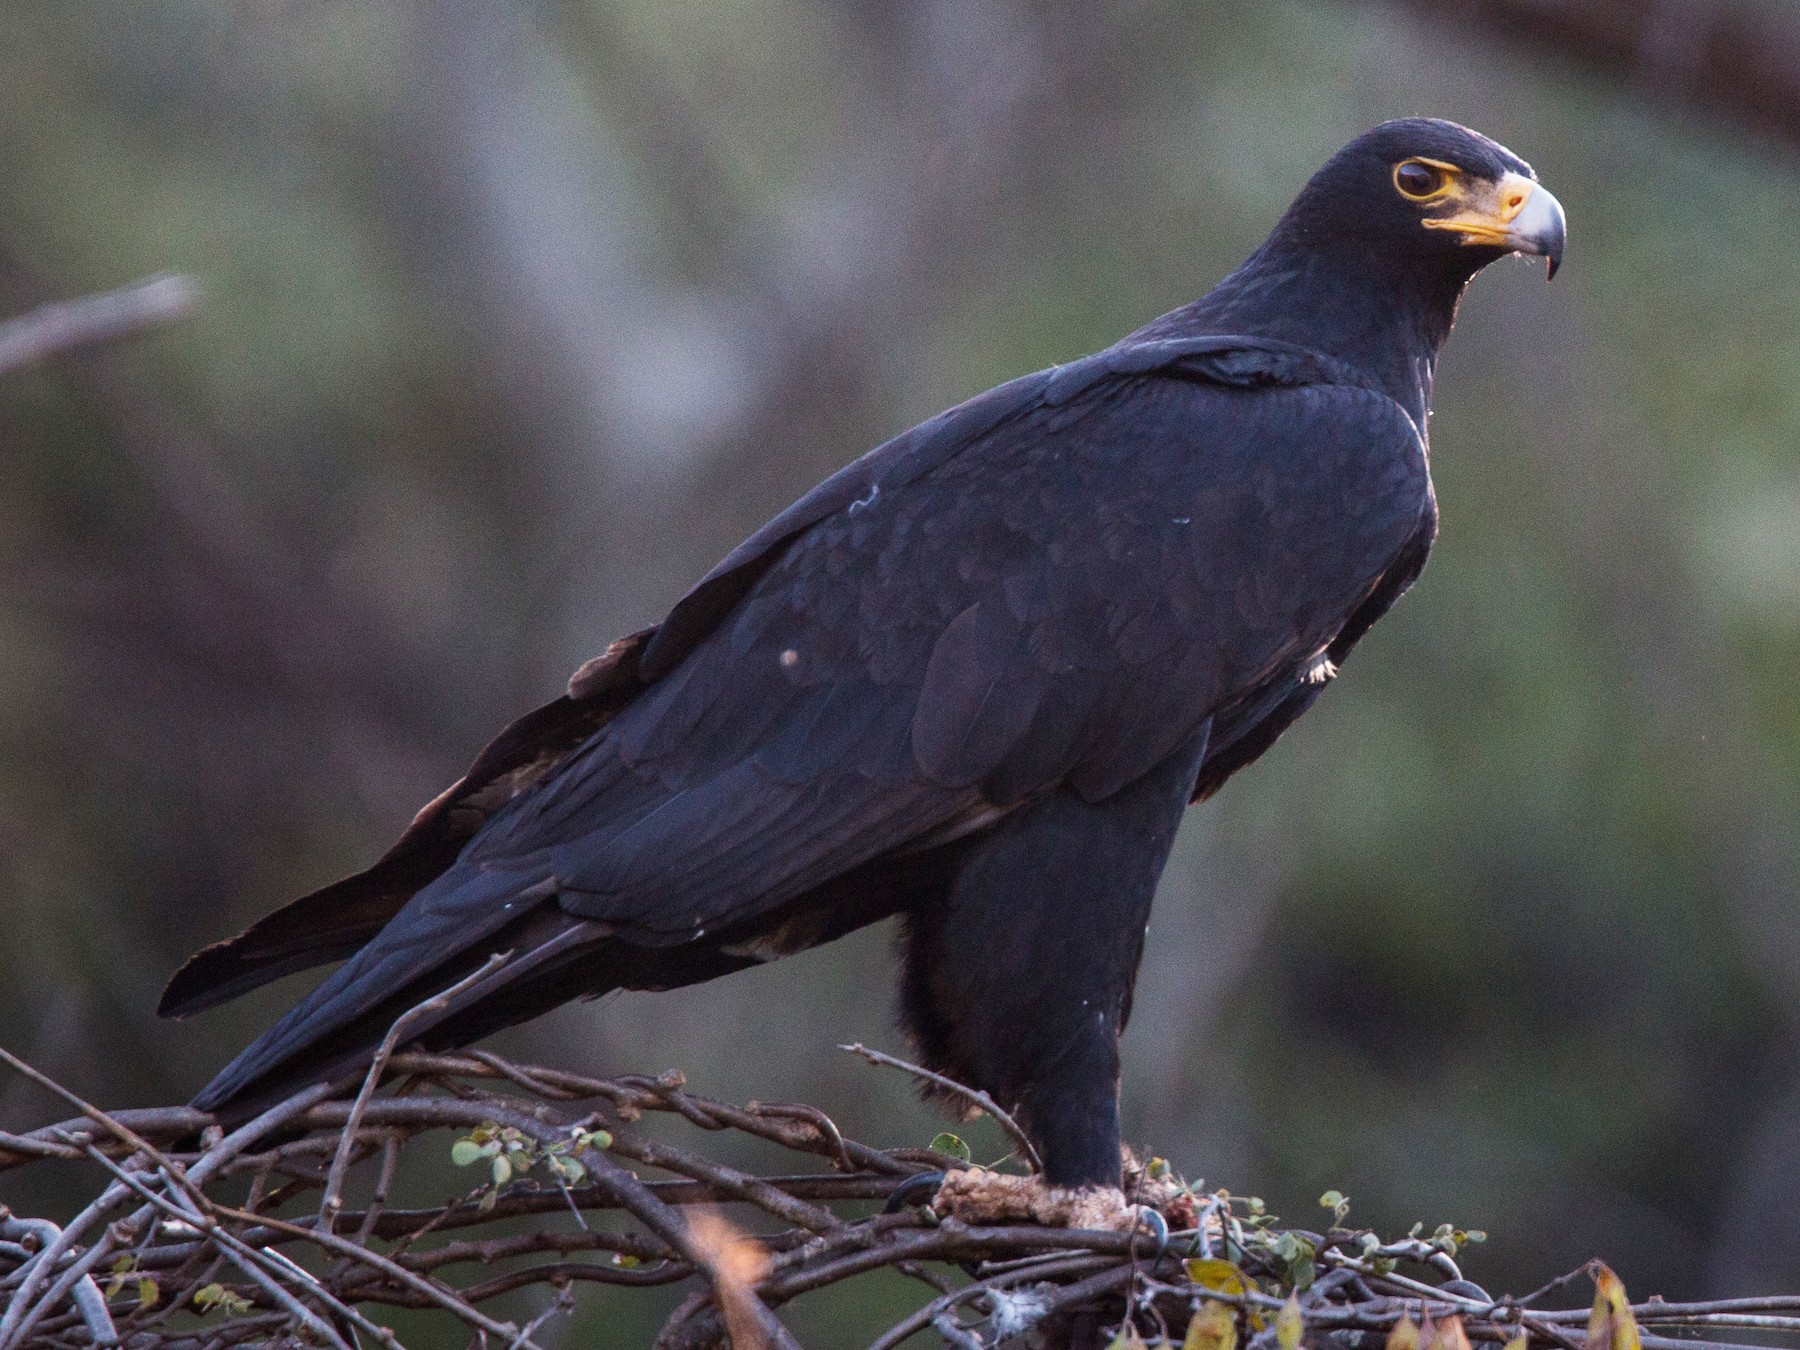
[1186,1259,1249,1293]
[1503,1336,1528,1350]
[1186,1259,1265,1331]
[1388,1316,1421,1350]
[1587,1264,1641,1350]
[1276,1295,1303,1350]
[1184,1301,1238,1350]
[1427,1317,1470,1350]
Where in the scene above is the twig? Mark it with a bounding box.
[510,1286,575,1349]
[0,273,199,376]
[319,951,513,1230]
[65,1144,357,1350]
[0,1043,182,1169]
[839,1042,1043,1173]
[5,1049,1800,1350]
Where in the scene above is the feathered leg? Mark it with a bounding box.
[898,731,1206,1205]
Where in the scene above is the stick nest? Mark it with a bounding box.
[2,1043,1796,1350]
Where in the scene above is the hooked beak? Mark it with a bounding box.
[1423,170,1566,280]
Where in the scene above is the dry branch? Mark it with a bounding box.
[4,1043,1800,1349]
[0,274,198,377]
[1383,0,1800,148]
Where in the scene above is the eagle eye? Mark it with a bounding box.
[1394,159,1451,201]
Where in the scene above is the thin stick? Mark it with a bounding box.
[319,951,513,1230]
[0,274,200,376]
[354,1129,404,1247]
[509,1286,575,1349]
[0,1042,181,1168]
[76,1142,391,1350]
[0,1181,134,1349]
[0,1228,120,1350]
[1517,1261,1598,1307]
[840,1042,1043,1173]
[65,1146,354,1350]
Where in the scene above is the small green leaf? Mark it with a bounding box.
[491,1154,512,1187]
[929,1133,972,1163]
[105,1254,136,1299]
[136,1277,160,1310]
[450,1139,484,1167]
[194,1283,252,1316]
[614,1253,641,1269]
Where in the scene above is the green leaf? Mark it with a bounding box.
[491,1153,512,1187]
[929,1133,972,1163]
[1318,1189,1350,1224]
[136,1277,160,1310]
[194,1283,252,1316]
[450,1138,484,1167]
[105,1254,136,1299]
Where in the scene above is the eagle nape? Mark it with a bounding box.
[163,118,1563,1222]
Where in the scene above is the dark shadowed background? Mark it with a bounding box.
[5,0,1800,1343]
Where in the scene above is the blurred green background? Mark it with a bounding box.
[5,0,1800,1343]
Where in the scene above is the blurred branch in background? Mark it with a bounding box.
[0,275,198,378]
[1386,0,1800,145]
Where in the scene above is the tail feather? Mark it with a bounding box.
[189,866,577,1113]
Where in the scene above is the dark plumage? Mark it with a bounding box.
[163,119,1564,1192]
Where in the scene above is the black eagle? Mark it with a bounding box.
[163,119,1564,1209]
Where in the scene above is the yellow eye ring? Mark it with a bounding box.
[1393,158,1456,202]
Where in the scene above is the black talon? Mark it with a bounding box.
[1133,1207,1171,1259]
[884,1170,947,1215]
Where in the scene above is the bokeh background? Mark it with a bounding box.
[5,0,1800,1342]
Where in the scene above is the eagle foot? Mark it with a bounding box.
[930,1170,1167,1239]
